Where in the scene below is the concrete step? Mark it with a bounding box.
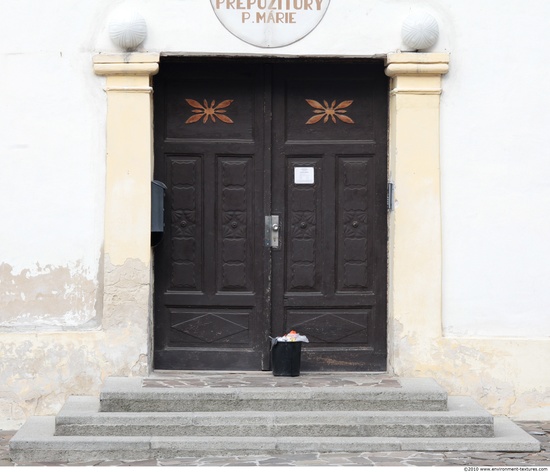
[99,377,448,412]
[10,416,540,463]
[56,396,493,438]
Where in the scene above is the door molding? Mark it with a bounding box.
[92,52,449,373]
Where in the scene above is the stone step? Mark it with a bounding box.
[10,416,540,463]
[99,377,448,412]
[56,396,493,438]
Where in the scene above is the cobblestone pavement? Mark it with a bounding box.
[1,422,549,467]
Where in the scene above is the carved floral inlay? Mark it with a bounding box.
[305,99,354,125]
[185,99,234,124]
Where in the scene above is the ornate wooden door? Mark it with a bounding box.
[153,60,387,371]
[271,63,388,371]
[153,62,269,370]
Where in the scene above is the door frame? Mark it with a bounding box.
[92,52,450,374]
[151,59,389,371]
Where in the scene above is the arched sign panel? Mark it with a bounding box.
[211,0,331,48]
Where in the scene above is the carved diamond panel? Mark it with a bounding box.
[289,311,370,344]
[172,312,248,343]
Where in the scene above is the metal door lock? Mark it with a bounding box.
[265,216,280,248]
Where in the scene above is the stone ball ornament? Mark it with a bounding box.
[108,8,147,51]
[401,11,439,50]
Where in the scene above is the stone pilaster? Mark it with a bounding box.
[93,53,159,266]
[385,53,449,370]
[93,53,159,373]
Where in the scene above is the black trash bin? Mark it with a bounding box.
[271,342,302,377]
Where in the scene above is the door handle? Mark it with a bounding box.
[265,216,280,249]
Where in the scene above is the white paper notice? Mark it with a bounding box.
[294,167,314,184]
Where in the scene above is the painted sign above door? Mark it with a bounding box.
[211,0,331,48]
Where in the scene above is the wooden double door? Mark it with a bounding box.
[153,59,388,371]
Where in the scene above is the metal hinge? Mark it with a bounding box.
[387,182,395,211]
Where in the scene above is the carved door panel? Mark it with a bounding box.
[270,63,388,371]
[154,60,387,371]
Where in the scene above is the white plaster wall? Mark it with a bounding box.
[439,0,550,337]
[94,0,446,56]
[0,2,108,328]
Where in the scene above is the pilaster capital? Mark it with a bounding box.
[385,53,450,78]
[93,53,160,77]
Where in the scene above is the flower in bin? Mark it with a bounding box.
[270,331,309,345]
[286,330,298,342]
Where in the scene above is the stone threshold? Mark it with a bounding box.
[144,371,401,389]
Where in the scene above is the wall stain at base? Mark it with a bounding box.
[0,262,99,330]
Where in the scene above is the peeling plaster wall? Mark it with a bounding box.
[390,321,550,421]
[0,262,99,330]
[0,258,149,430]
[0,0,155,429]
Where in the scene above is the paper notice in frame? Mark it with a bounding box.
[294,167,314,185]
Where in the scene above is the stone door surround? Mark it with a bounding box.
[92,52,450,373]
